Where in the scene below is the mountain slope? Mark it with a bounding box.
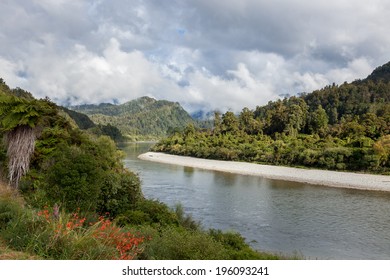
[71,96,195,138]
[365,61,390,82]
[60,107,96,130]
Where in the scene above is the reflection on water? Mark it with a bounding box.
[213,172,238,186]
[122,142,390,259]
[183,166,195,178]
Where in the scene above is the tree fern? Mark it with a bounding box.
[0,92,58,189]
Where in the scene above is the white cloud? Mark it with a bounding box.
[326,58,373,84]
[1,0,390,113]
[0,57,27,87]
[188,65,277,112]
[20,39,181,105]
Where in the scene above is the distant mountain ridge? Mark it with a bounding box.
[70,96,195,139]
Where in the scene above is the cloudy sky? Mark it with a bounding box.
[1,0,389,113]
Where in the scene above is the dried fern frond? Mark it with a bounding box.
[4,126,36,189]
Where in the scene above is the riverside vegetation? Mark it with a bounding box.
[153,62,390,174]
[0,78,283,260]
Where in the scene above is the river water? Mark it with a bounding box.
[121,142,390,259]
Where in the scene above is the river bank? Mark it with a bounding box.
[138,152,390,192]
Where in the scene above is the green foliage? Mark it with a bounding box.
[208,229,279,260]
[366,61,390,82]
[309,105,329,134]
[0,192,23,231]
[0,90,62,188]
[133,199,179,226]
[135,225,281,260]
[115,201,200,231]
[0,93,57,132]
[138,226,229,260]
[10,88,34,100]
[221,111,239,134]
[115,210,152,226]
[23,135,142,214]
[174,204,200,231]
[98,170,142,217]
[89,124,125,142]
[39,144,103,212]
[373,135,390,167]
[60,107,96,130]
[0,74,144,215]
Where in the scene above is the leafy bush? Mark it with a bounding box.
[208,229,279,260]
[134,199,178,226]
[174,204,200,231]
[115,210,152,227]
[98,170,142,217]
[138,226,229,260]
[41,144,103,212]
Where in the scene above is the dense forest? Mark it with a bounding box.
[0,78,282,260]
[60,106,125,142]
[71,96,200,140]
[153,62,390,174]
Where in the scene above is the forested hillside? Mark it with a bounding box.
[153,62,390,174]
[71,96,196,140]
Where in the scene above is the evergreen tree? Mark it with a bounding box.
[221,111,239,134]
[309,105,329,134]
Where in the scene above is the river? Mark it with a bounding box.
[121,142,390,259]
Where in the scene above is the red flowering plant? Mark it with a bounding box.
[36,206,146,259]
[92,216,145,260]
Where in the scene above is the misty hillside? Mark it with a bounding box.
[71,96,195,139]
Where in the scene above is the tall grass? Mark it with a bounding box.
[0,191,146,260]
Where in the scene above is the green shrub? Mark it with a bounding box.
[116,202,200,230]
[98,170,142,217]
[41,144,103,212]
[174,204,200,231]
[208,229,248,250]
[135,199,178,226]
[139,226,229,260]
[208,229,279,260]
[115,210,152,226]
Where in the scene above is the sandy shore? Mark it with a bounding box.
[138,152,390,192]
